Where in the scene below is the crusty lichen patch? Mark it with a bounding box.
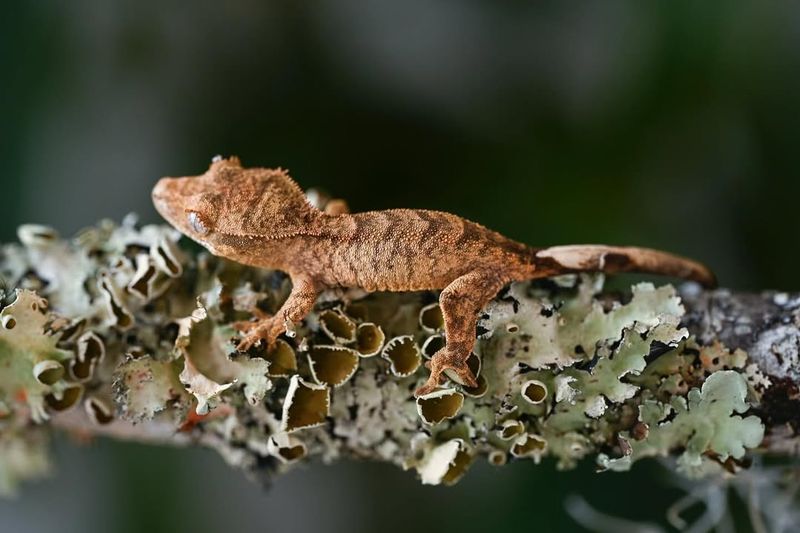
[0,220,766,491]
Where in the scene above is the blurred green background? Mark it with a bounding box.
[1,2,798,532]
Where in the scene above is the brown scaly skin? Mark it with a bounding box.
[152,157,717,396]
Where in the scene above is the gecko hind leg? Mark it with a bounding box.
[415,271,506,397]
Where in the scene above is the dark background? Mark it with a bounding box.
[1,2,798,532]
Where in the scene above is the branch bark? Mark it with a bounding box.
[680,287,800,455]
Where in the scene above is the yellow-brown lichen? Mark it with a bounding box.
[307,345,360,387]
[419,303,444,333]
[33,360,64,386]
[267,433,307,464]
[497,419,525,440]
[416,389,464,425]
[488,449,507,466]
[462,375,488,398]
[319,309,357,344]
[98,274,134,330]
[69,332,105,382]
[521,379,548,404]
[420,334,445,360]
[510,433,547,461]
[44,383,83,411]
[83,396,113,425]
[281,376,330,432]
[382,335,422,377]
[264,339,298,377]
[355,322,385,357]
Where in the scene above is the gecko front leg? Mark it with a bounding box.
[416,271,507,396]
[235,275,319,351]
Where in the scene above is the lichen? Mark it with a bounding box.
[354,323,384,357]
[415,438,473,485]
[114,355,185,421]
[281,376,329,432]
[307,345,359,387]
[0,219,766,491]
[598,370,765,476]
[416,388,465,425]
[0,290,74,423]
[318,310,357,344]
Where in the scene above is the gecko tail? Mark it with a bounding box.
[531,245,717,288]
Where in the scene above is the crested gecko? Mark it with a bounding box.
[152,157,715,396]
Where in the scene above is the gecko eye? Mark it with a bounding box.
[187,211,210,235]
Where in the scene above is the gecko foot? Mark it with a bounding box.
[235,316,283,352]
[415,347,478,397]
[232,305,272,332]
[232,320,258,333]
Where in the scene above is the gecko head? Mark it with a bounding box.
[152,156,320,257]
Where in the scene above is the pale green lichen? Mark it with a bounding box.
[113,355,186,421]
[0,219,766,491]
[175,304,271,413]
[598,370,765,476]
[0,290,74,423]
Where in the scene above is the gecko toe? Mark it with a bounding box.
[443,365,478,388]
[233,320,257,333]
[236,334,263,352]
[234,316,284,352]
[424,347,478,392]
[415,378,440,397]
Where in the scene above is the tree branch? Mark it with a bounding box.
[0,219,796,495]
